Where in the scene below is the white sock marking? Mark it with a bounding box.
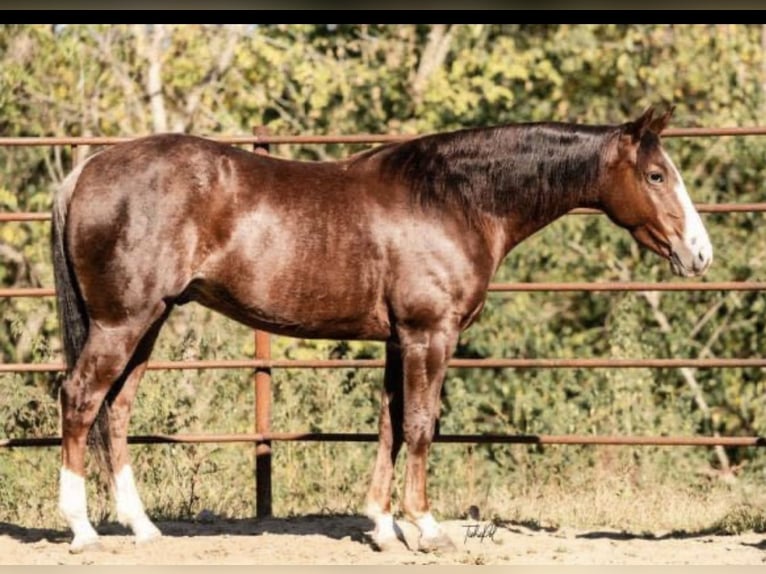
[366,501,398,545]
[416,512,442,539]
[59,467,99,550]
[114,465,161,543]
[374,512,397,543]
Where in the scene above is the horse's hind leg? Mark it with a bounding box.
[59,306,166,553]
[108,311,169,544]
[365,341,406,551]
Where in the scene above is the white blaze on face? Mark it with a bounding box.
[661,149,713,276]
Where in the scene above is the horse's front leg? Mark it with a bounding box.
[365,341,406,551]
[398,324,458,553]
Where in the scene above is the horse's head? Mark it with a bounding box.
[599,107,712,277]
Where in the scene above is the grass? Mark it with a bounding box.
[711,502,766,535]
[5,441,766,540]
[484,477,766,535]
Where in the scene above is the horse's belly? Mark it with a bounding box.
[187,276,391,341]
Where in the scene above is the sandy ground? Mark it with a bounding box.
[2,515,765,565]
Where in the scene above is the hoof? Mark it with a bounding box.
[134,522,163,545]
[418,532,457,554]
[69,534,101,554]
[370,535,405,552]
[369,524,409,552]
[366,508,408,552]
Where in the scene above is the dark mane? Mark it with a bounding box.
[367,122,620,221]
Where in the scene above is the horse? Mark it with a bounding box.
[51,107,712,553]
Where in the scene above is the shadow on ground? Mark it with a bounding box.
[0,514,376,546]
[495,517,766,547]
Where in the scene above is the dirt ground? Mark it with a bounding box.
[2,515,766,565]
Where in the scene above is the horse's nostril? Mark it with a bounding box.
[698,250,706,262]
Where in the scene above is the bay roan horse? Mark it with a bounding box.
[52,107,712,553]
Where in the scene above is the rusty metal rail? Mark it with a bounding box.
[3,127,766,517]
[3,282,766,299]
[2,432,764,448]
[3,357,766,374]
[3,203,766,223]
[1,125,766,147]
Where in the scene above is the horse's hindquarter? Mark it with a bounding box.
[66,135,233,326]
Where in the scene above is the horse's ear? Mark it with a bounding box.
[625,107,655,143]
[649,105,675,134]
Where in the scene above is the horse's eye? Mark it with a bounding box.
[647,171,664,184]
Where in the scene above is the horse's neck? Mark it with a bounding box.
[473,127,607,244]
[372,124,610,271]
[505,208,573,250]
[486,172,602,269]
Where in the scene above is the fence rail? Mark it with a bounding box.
[2,432,764,448]
[3,203,766,223]
[2,124,766,147]
[3,281,766,300]
[2,127,766,517]
[3,357,766,374]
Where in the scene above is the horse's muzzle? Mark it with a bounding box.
[669,243,713,277]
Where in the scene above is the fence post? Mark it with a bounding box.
[252,126,273,517]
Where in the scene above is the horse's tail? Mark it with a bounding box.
[52,164,88,378]
[51,158,112,477]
